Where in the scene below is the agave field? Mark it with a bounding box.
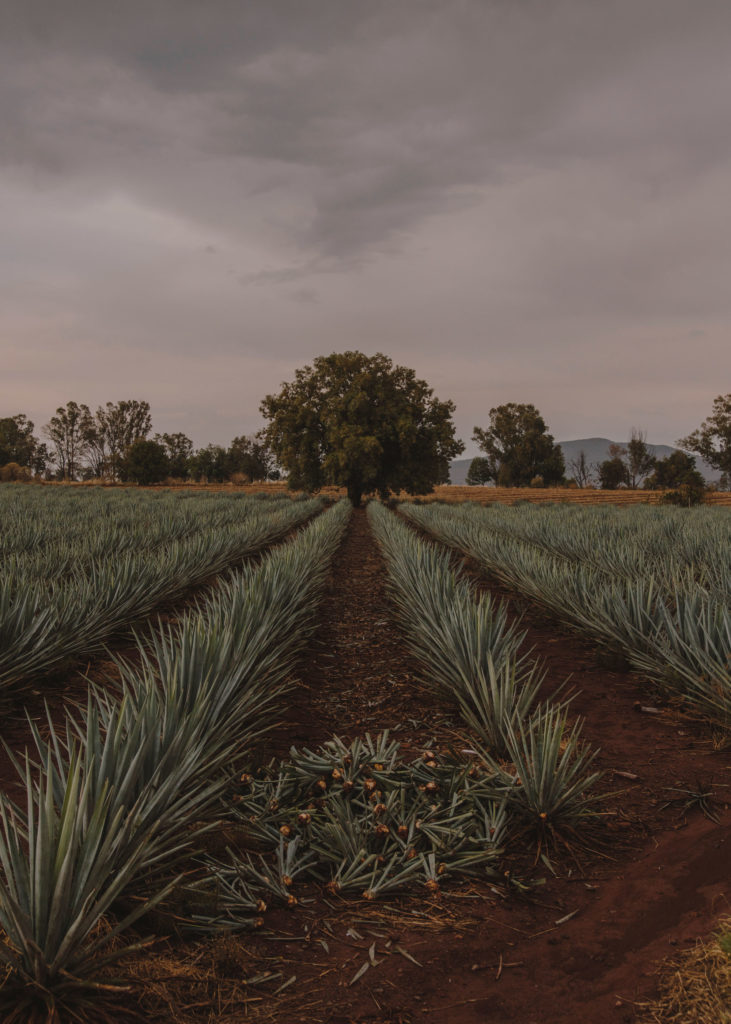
[0,487,322,697]
[0,487,729,1024]
[401,501,731,731]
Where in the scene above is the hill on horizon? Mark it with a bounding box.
[448,438,720,486]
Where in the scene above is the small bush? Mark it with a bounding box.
[0,462,31,482]
[660,482,705,506]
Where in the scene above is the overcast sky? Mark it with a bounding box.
[2,0,729,455]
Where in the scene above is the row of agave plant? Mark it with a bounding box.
[0,488,305,580]
[0,490,322,698]
[0,500,351,1021]
[400,501,731,732]
[367,501,601,838]
[439,502,730,596]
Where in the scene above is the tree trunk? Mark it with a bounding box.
[347,482,363,507]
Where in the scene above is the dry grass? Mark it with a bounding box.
[37,479,731,505]
[394,485,731,507]
[112,892,480,1023]
[639,919,731,1024]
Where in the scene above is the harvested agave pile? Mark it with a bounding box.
[182,731,582,930]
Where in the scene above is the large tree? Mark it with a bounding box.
[0,414,49,473]
[598,454,630,489]
[189,444,228,483]
[227,432,275,482]
[567,449,596,488]
[89,400,153,480]
[678,394,731,486]
[646,450,704,491]
[43,402,94,480]
[121,439,169,485]
[155,432,193,479]
[472,403,565,487]
[260,351,464,506]
[625,429,656,488]
[466,456,492,486]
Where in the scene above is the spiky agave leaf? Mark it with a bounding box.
[0,747,175,1018]
[499,704,602,839]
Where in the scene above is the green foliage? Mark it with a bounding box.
[653,450,707,505]
[43,401,94,480]
[466,456,492,486]
[260,351,464,506]
[0,741,174,1019]
[598,455,629,489]
[368,501,535,756]
[0,501,349,1012]
[0,414,47,474]
[659,484,706,507]
[472,403,565,487]
[499,704,601,836]
[401,500,731,732]
[678,394,731,478]
[0,488,321,695]
[206,733,509,919]
[598,433,656,490]
[190,443,228,483]
[625,430,656,488]
[155,431,194,478]
[647,450,704,490]
[121,438,169,485]
[227,432,274,482]
[87,400,153,479]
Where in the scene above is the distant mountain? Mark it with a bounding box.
[449,438,720,485]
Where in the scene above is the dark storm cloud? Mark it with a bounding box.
[1,0,730,447]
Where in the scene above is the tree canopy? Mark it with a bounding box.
[465,456,492,486]
[597,432,656,490]
[598,454,629,490]
[0,415,48,474]
[260,351,464,506]
[678,394,731,486]
[43,402,94,481]
[647,450,703,490]
[121,439,169,485]
[472,403,565,487]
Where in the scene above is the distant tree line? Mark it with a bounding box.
[571,432,708,505]
[2,378,729,501]
[466,395,731,502]
[0,400,277,485]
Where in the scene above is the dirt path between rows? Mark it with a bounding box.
[222,507,730,1024]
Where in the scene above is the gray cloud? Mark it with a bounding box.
[1,0,730,450]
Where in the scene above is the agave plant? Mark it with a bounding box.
[498,703,602,840]
[368,502,542,750]
[0,746,175,1022]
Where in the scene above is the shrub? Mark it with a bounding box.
[0,462,31,482]
[660,482,706,506]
